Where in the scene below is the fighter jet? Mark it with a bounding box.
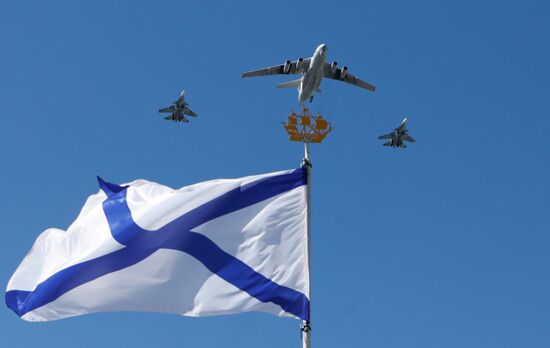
[241,43,376,104]
[378,117,416,148]
[158,91,198,123]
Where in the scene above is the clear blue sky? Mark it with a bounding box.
[1,0,549,347]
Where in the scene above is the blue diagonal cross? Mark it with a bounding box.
[6,169,310,321]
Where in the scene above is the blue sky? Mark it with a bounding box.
[1,0,549,347]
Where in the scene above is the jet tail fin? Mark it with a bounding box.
[277,79,301,89]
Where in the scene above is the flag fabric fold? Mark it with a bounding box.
[6,168,310,322]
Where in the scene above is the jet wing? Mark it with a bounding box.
[183,108,198,117]
[403,134,416,143]
[242,59,311,77]
[323,63,376,92]
[159,105,176,113]
[378,133,394,140]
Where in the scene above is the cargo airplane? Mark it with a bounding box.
[241,44,376,104]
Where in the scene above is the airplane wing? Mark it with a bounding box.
[403,134,416,143]
[323,63,376,92]
[184,108,198,117]
[159,105,176,113]
[378,133,394,140]
[242,58,311,77]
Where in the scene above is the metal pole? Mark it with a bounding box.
[301,141,312,348]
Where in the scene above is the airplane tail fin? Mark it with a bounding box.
[277,79,301,89]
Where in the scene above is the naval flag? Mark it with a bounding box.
[6,168,310,322]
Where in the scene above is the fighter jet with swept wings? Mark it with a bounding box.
[158,91,198,123]
[378,117,416,148]
[241,43,376,104]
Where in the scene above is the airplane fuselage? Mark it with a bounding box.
[165,99,190,121]
[390,121,408,146]
[298,44,327,104]
[390,136,404,147]
[172,96,191,116]
[175,96,187,109]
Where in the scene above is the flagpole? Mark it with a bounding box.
[301,141,312,348]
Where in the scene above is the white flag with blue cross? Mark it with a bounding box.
[6,168,310,322]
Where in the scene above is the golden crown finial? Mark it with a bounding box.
[282,107,333,143]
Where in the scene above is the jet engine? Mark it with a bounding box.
[283,60,291,74]
[340,66,348,79]
[296,58,304,73]
[330,61,338,73]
